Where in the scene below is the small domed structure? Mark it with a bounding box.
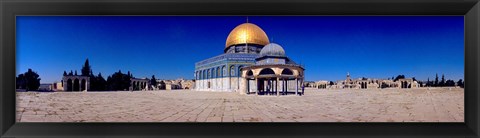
[260,43,286,57]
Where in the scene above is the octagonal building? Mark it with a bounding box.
[194,22,305,95]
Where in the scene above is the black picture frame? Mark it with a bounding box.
[1,0,479,137]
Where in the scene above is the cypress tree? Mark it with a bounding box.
[81,59,91,76]
[457,79,464,88]
[150,75,157,89]
[440,74,445,87]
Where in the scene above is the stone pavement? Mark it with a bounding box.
[16,87,464,122]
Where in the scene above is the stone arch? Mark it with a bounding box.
[81,79,86,91]
[212,68,216,78]
[67,79,72,91]
[237,66,243,77]
[139,81,142,90]
[73,78,80,91]
[259,68,275,75]
[222,65,227,76]
[281,68,294,75]
[246,70,253,77]
[132,81,137,90]
[236,65,243,89]
[211,68,214,78]
[139,82,142,90]
[216,67,221,78]
[207,69,210,79]
[230,65,236,77]
[203,70,206,80]
[195,71,199,80]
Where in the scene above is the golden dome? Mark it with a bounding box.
[225,23,270,49]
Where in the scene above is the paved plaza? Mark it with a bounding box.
[16,88,464,122]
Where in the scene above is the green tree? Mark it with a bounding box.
[106,70,132,91]
[418,81,424,87]
[16,74,26,89]
[393,75,405,82]
[106,76,113,90]
[16,69,41,91]
[439,74,445,87]
[96,73,107,91]
[63,71,67,76]
[426,78,430,87]
[81,59,91,76]
[445,80,455,86]
[457,79,464,88]
[434,73,439,87]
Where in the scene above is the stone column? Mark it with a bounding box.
[240,78,247,95]
[72,81,75,92]
[85,80,88,92]
[276,78,280,96]
[255,78,259,95]
[295,78,298,95]
[144,82,147,91]
[247,79,250,94]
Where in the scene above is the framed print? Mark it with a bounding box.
[1,0,479,137]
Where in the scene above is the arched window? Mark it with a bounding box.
[281,68,293,75]
[246,70,253,77]
[212,68,216,78]
[216,67,220,78]
[222,66,227,76]
[237,66,243,77]
[259,68,275,75]
[195,71,198,80]
[203,70,206,80]
[230,65,235,76]
[207,70,211,79]
[211,68,214,78]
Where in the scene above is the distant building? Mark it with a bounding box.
[62,75,90,92]
[53,81,64,91]
[130,78,150,91]
[38,83,53,92]
[313,72,419,89]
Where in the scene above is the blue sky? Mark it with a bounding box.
[16,16,464,83]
